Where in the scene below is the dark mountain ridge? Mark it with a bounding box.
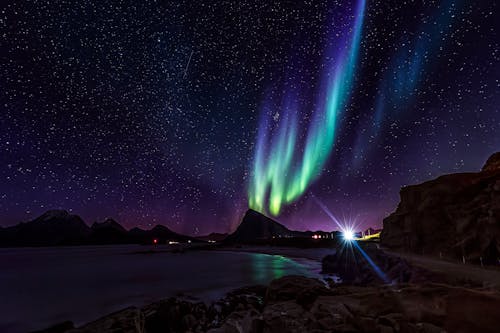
[0,211,199,247]
[195,232,228,242]
[224,209,340,246]
[0,210,91,247]
[88,218,129,244]
[224,209,298,243]
[0,208,341,247]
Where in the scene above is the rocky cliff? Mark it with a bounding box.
[381,152,500,264]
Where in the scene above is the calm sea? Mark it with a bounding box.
[0,245,322,332]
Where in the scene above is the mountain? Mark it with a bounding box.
[88,218,129,244]
[147,225,195,243]
[0,211,201,247]
[128,226,149,243]
[195,232,228,242]
[0,210,91,246]
[224,209,298,243]
[381,152,500,264]
[126,225,198,244]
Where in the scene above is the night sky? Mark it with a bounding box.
[1,0,499,235]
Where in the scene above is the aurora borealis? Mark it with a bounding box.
[1,0,499,233]
[351,0,464,169]
[249,0,366,216]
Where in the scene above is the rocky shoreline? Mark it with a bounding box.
[37,246,500,333]
[38,276,500,333]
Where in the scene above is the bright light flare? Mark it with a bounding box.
[342,229,354,241]
[313,195,389,284]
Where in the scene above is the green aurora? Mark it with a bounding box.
[248,0,366,216]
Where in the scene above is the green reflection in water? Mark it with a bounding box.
[250,253,304,284]
[272,255,285,279]
[251,253,267,283]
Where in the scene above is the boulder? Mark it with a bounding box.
[262,301,310,332]
[66,307,143,333]
[265,275,330,307]
[208,309,263,333]
[143,298,208,333]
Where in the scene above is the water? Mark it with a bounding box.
[0,245,321,332]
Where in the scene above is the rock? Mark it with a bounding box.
[309,296,354,324]
[262,301,311,332]
[321,252,365,283]
[392,285,447,326]
[377,313,403,331]
[321,244,424,284]
[376,325,394,333]
[265,276,330,306]
[321,254,338,274]
[144,298,208,333]
[208,309,263,333]
[181,313,198,330]
[354,316,377,333]
[444,288,500,333]
[381,152,500,264]
[416,322,443,333]
[35,274,500,333]
[67,307,143,333]
[359,291,403,318]
[482,152,500,172]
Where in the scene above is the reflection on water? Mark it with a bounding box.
[0,245,321,333]
[251,254,293,282]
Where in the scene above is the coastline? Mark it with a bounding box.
[19,243,500,333]
[208,245,335,262]
[1,245,322,333]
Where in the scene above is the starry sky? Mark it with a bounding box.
[1,0,499,235]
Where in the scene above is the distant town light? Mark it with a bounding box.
[153,238,158,244]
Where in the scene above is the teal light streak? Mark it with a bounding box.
[249,0,366,216]
[351,0,463,169]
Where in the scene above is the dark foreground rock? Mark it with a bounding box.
[381,152,500,264]
[38,274,500,333]
[66,307,144,333]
